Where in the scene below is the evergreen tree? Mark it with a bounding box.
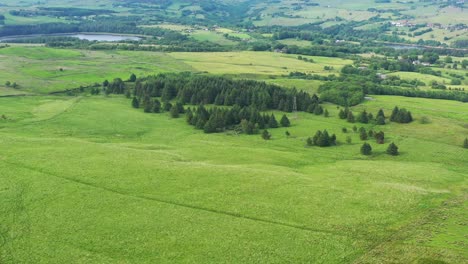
[386,142,399,156]
[367,113,374,122]
[163,102,172,112]
[330,134,337,145]
[359,128,368,140]
[152,99,161,113]
[463,138,468,149]
[280,114,290,127]
[338,109,346,119]
[131,97,139,108]
[342,127,348,133]
[268,114,279,128]
[143,95,152,113]
[375,131,385,144]
[352,125,357,132]
[347,111,355,123]
[103,79,109,87]
[262,130,271,140]
[317,130,330,147]
[377,109,385,119]
[376,115,386,125]
[306,137,313,146]
[346,136,352,144]
[390,106,399,122]
[285,131,290,137]
[358,110,369,124]
[129,73,137,82]
[360,143,372,155]
[368,129,374,138]
[170,105,180,118]
[314,105,324,115]
[186,108,193,124]
[324,109,329,117]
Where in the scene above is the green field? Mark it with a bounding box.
[0,93,466,263]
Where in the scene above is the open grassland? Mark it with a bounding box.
[168,51,351,76]
[0,47,351,94]
[0,46,193,94]
[0,94,466,263]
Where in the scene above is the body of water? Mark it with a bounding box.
[0,33,142,42]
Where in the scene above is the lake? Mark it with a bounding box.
[0,33,142,42]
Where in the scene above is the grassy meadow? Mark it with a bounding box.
[0,93,466,263]
[0,45,467,263]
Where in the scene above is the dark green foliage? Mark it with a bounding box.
[131,97,139,108]
[324,109,329,117]
[280,114,290,127]
[314,105,324,115]
[152,99,161,113]
[368,130,374,138]
[463,138,468,149]
[268,114,279,128]
[375,131,385,144]
[387,142,399,156]
[241,119,257,135]
[342,127,348,133]
[377,109,385,119]
[359,127,368,140]
[143,95,152,113]
[262,130,271,140]
[102,79,109,87]
[347,111,355,123]
[376,115,386,125]
[390,106,413,123]
[346,136,352,144]
[338,108,347,119]
[163,102,172,112]
[170,105,179,118]
[129,73,137,82]
[352,125,357,132]
[285,131,290,137]
[186,108,193,124]
[360,143,372,155]
[358,110,369,124]
[311,130,336,147]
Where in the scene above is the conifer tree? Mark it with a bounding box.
[390,106,399,122]
[352,125,357,132]
[153,99,161,113]
[269,114,279,128]
[324,109,329,117]
[346,136,352,144]
[186,108,193,124]
[280,114,290,127]
[463,138,468,149]
[347,111,355,123]
[338,109,346,119]
[129,73,137,82]
[358,110,369,124]
[170,105,179,118]
[342,127,348,133]
[314,105,324,115]
[143,95,152,113]
[376,115,386,125]
[262,130,271,140]
[387,142,399,156]
[306,137,313,146]
[361,143,372,155]
[131,97,139,108]
[163,102,172,112]
[359,128,368,140]
[375,131,385,144]
[377,109,385,119]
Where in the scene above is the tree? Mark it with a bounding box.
[377,109,385,119]
[375,131,385,144]
[376,115,386,125]
[285,131,290,137]
[359,127,368,140]
[170,105,180,118]
[360,143,372,155]
[103,79,109,87]
[152,99,161,113]
[324,109,329,117]
[5,81,10,87]
[358,110,369,124]
[347,111,355,123]
[342,127,347,133]
[143,95,152,113]
[262,130,271,140]
[131,97,139,108]
[338,109,346,119]
[186,108,193,124]
[352,125,357,132]
[463,138,468,149]
[386,142,399,156]
[163,102,172,112]
[280,114,290,127]
[390,106,399,122]
[346,136,352,144]
[268,114,279,128]
[306,137,313,146]
[129,73,137,82]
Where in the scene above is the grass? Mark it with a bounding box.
[0,94,466,263]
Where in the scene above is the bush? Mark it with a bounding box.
[360,143,372,155]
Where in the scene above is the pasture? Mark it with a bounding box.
[0,93,466,263]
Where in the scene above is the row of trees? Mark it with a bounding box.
[361,142,399,156]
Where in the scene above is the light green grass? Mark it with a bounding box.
[0,94,466,263]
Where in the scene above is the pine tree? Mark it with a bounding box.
[317,130,330,147]
[386,142,399,156]
[463,138,468,149]
[376,115,386,125]
[375,131,385,144]
[269,114,279,128]
[170,105,179,118]
[186,108,193,124]
[324,109,329,117]
[338,109,346,119]
[390,106,399,122]
[280,114,290,127]
[358,110,369,124]
[152,99,161,113]
[163,102,172,112]
[352,125,357,132]
[314,105,324,115]
[361,143,372,155]
[262,130,271,140]
[143,95,152,113]
[129,73,137,82]
[306,137,313,146]
[377,109,385,119]
[359,128,368,140]
[347,111,355,123]
[368,129,374,138]
[131,97,139,108]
